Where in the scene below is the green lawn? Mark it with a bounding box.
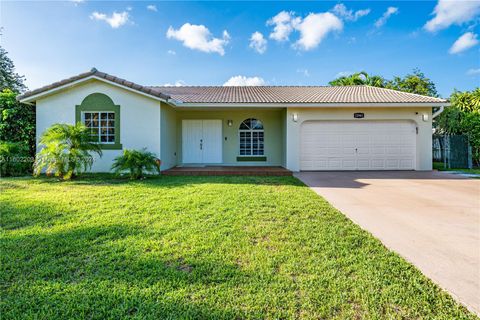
[433,162,480,175]
[0,175,476,319]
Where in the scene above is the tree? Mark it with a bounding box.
[0,89,35,155]
[329,71,387,87]
[436,88,480,166]
[0,46,27,93]
[330,69,438,97]
[387,69,438,97]
[34,123,102,179]
[111,148,161,179]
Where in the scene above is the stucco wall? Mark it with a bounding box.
[36,80,161,172]
[160,103,177,170]
[285,107,433,171]
[175,109,284,166]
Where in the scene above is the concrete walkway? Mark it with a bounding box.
[295,171,480,315]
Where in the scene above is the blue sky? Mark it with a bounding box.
[1,1,479,97]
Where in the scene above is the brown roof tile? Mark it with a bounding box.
[18,68,447,105]
[17,68,170,102]
[151,85,447,104]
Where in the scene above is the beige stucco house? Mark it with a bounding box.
[18,68,448,172]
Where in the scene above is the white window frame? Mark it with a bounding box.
[81,111,116,144]
[238,119,264,156]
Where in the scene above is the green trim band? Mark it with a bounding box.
[75,93,122,150]
[237,156,267,162]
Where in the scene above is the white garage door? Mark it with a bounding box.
[300,121,416,171]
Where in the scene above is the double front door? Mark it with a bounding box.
[182,120,222,164]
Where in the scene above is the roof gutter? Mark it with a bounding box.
[432,105,445,119]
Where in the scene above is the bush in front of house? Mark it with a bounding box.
[0,141,33,177]
[111,148,160,179]
[34,123,102,180]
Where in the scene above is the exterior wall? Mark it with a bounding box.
[176,109,284,166]
[36,80,161,172]
[285,107,433,171]
[160,102,177,170]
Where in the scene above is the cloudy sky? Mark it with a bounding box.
[1,1,479,97]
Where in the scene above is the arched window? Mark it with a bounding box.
[239,118,264,156]
[75,93,122,149]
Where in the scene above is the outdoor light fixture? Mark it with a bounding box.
[292,113,298,122]
[227,120,233,127]
[422,114,429,122]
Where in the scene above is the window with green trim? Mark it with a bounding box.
[75,93,122,150]
[82,111,116,143]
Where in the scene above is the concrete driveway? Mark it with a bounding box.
[295,171,480,315]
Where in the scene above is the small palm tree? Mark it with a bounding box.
[34,122,102,179]
[111,148,160,179]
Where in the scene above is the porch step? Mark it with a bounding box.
[162,166,292,176]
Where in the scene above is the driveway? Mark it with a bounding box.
[295,171,480,315]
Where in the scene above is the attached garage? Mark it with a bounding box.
[300,120,416,171]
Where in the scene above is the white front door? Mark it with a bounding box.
[182,120,222,164]
[300,120,416,171]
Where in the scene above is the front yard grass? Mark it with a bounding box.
[433,161,480,175]
[0,175,476,319]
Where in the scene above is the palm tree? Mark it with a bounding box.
[329,71,387,87]
[34,122,102,179]
[111,148,160,179]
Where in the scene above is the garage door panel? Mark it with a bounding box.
[300,121,416,171]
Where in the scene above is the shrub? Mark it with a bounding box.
[436,88,480,166]
[34,123,102,180]
[0,141,33,177]
[111,148,160,179]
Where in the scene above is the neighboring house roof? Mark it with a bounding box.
[18,68,448,105]
[154,85,447,104]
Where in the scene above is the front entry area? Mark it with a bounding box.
[300,120,416,171]
[182,120,222,164]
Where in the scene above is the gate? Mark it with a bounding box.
[433,135,472,169]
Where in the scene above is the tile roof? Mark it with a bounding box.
[18,68,447,105]
[151,85,447,104]
[17,68,170,102]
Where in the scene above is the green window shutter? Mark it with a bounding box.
[75,93,122,150]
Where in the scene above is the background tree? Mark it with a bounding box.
[436,88,480,166]
[330,69,438,97]
[0,89,35,154]
[0,45,34,176]
[329,71,387,87]
[0,46,27,93]
[387,69,438,97]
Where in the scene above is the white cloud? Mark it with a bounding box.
[467,68,480,75]
[267,11,299,41]
[424,0,480,32]
[297,68,310,77]
[335,71,354,78]
[71,0,85,5]
[449,32,479,54]
[374,7,399,28]
[166,23,230,56]
[167,50,176,55]
[294,12,343,51]
[90,11,130,28]
[249,31,267,54]
[332,4,370,21]
[223,76,266,86]
[163,80,186,87]
[147,5,157,12]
